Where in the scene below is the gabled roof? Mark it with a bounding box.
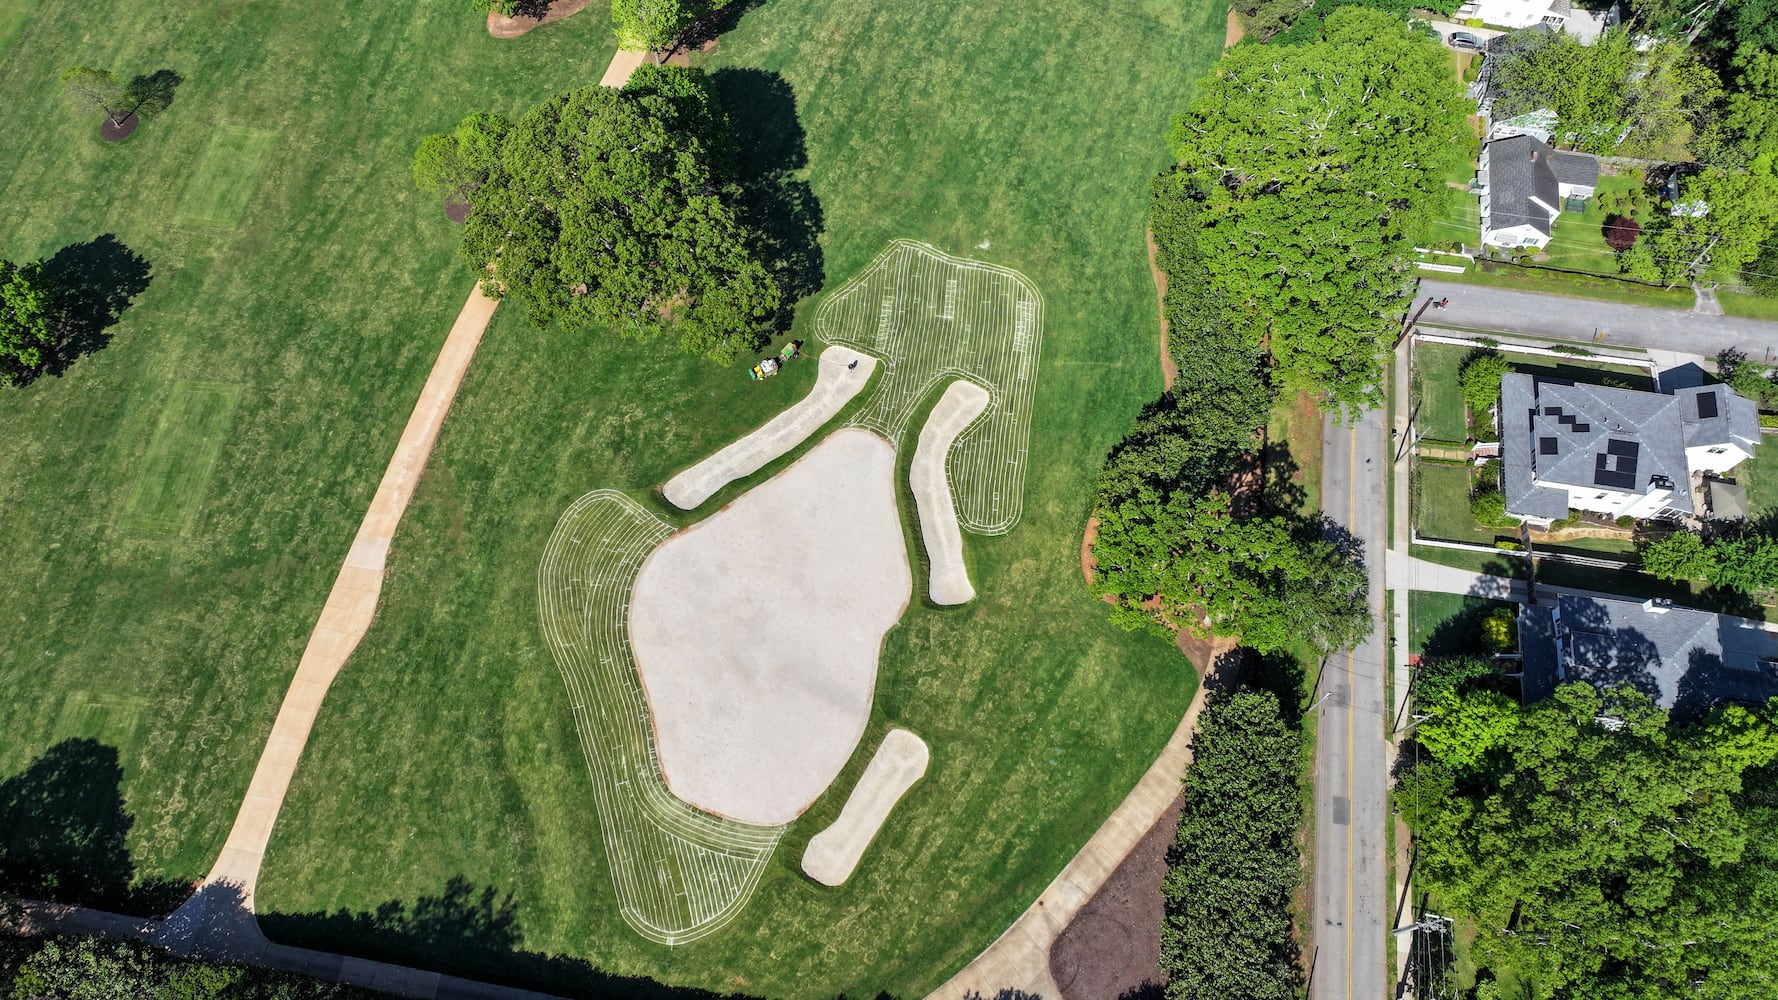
[1548,150,1599,188]
[1484,135,1561,237]
[1500,374,1694,515]
[1514,595,1778,716]
[1677,384,1760,454]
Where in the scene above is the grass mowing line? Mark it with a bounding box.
[118,381,243,536]
[0,0,38,51]
[174,124,277,228]
[536,489,782,946]
[817,240,1043,536]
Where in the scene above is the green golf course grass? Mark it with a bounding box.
[175,125,278,229]
[0,1,621,889]
[255,0,1224,997]
[1,0,1225,995]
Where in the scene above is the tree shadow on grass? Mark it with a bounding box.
[264,877,791,999]
[707,68,824,333]
[34,234,152,381]
[125,69,183,120]
[0,738,190,915]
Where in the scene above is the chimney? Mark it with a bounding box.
[1641,598,1670,614]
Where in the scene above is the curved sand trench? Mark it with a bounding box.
[662,345,877,510]
[631,428,911,826]
[912,380,991,605]
[801,728,930,887]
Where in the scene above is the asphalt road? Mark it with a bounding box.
[1314,405,1391,1000]
[1418,278,1778,357]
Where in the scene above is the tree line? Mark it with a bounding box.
[0,932,376,999]
[1403,678,1778,998]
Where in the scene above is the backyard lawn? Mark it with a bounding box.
[248,0,1230,997]
[1408,591,1517,657]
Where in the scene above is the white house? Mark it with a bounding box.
[1501,375,1761,524]
[1456,0,1571,30]
[1477,135,1599,249]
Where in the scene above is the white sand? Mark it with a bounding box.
[911,380,990,605]
[663,346,877,510]
[630,429,911,826]
[801,729,930,887]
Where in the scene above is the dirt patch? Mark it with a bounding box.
[443,195,470,224]
[101,113,139,142]
[1081,515,1100,584]
[1225,6,1246,47]
[1145,229,1176,393]
[1049,794,1180,1000]
[665,36,720,66]
[487,0,594,38]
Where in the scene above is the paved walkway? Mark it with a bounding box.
[922,643,1225,999]
[178,285,498,926]
[1418,278,1778,356]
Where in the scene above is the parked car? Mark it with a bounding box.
[1448,31,1483,49]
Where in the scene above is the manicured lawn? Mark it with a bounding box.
[1720,291,1778,322]
[250,0,1230,997]
[0,0,624,905]
[0,0,36,52]
[1408,591,1515,657]
[1414,461,1502,546]
[174,124,278,228]
[1431,259,1695,309]
[1538,174,1644,274]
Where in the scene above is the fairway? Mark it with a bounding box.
[119,380,241,535]
[253,0,1228,995]
[0,0,37,52]
[175,125,277,228]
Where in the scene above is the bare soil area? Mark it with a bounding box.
[1049,794,1179,1000]
[1146,229,1176,392]
[487,0,594,38]
[1225,6,1246,47]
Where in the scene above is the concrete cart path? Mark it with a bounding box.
[662,346,877,510]
[188,286,498,916]
[910,380,990,605]
[923,651,1220,999]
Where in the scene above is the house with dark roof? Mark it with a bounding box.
[1515,595,1778,717]
[1500,374,1759,524]
[1477,136,1600,249]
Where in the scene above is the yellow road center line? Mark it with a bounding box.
[1346,431,1358,1000]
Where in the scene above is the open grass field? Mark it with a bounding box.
[0,0,622,899]
[118,380,242,535]
[1408,591,1515,657]
[244,0,1227,997]
[174,124,278,229]
[0,0,35,53]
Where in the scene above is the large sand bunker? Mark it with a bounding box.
[801,728,930,887]
[630,429,912,826]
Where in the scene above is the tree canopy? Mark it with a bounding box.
[1166,8,1468,411]
[1161,688,1304,1000]
[1404,684,1778,998]
[611,0,726,58]
[412,111,511,201]
[1621,157,1778,286]
[459,65,779,364]
[59,66,131,126]
[0,259,57,386]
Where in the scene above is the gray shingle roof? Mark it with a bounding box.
[1677,384,1760,453]
[1548,151,1598,188]
[1515,595,1778,716]
[1485,135,1561,237]
[1499,374,1694,517]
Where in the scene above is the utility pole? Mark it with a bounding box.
[1669,235,1720,290]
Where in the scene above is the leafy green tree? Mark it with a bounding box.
[8,933,375,998]
[1404,683,1778,998]
[469,0,519,16]
[1162,688,1303,1000]
[59,66,132,128]
[458,66,779,364]
[1093,490,1370,654]
[1165,8,1468,411]
[1416,688,1519,772]
[1639,529,1717,582]
[1623,158,1778,285]
[1458,349,1510,417]
[0,259,58,386]
[613,0,697,60]
[1470,487,1518,530]
[412,112,512,201]
[1478,607,1515,653]
[1414,655,1500,708]
[1710,533,1778,596]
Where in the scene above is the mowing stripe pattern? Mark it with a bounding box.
[537,490,783,946]
[816,240,1044,535]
